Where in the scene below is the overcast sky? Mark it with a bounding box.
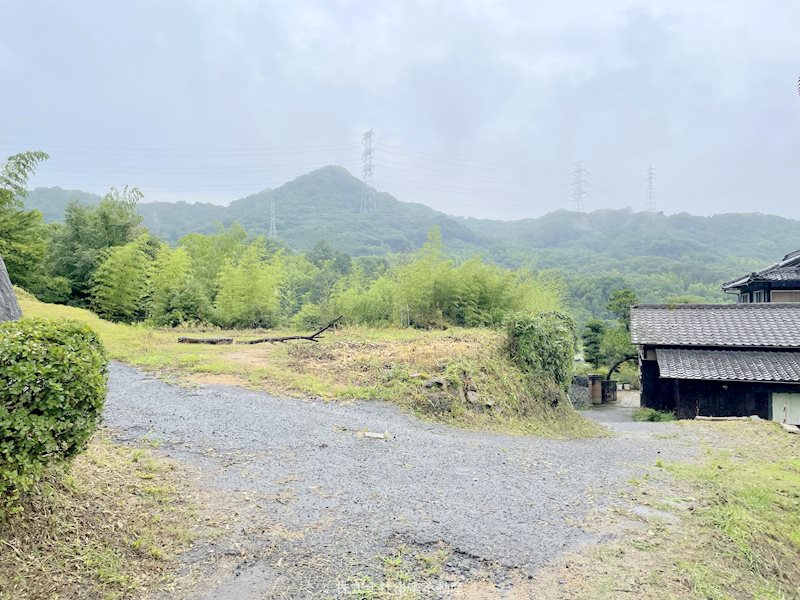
[2,0,799,219]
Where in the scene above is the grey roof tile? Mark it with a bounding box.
[760,267,800,281]
[630,304,800,348]
[656,348,800,382]
[722,249,800,289]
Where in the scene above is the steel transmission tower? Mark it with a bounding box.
[645,165,656,212]
[268,198,277,239]
[359,129,376,214]
[571,161,590,212]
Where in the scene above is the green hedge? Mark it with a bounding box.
[0,318,107,516]
[506,311,577,390]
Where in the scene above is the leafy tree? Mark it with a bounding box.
[179,223,247,298]
[90,235,153,323]
[607,289,638,331]
[50,186,144,300]
[213,241,284,328]
[0,151,61,298]
[582,319,607,367]
[394,227,454,327]
[148,245,192,320]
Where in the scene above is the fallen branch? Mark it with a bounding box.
[239,316,342,345]
[177,317,342,346]
[177,337,233,345]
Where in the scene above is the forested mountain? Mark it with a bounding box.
[24,186,102,221]
[23,165,800,319]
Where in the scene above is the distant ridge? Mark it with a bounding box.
[22,165,800,316]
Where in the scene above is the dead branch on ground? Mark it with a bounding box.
[177,317,342,346]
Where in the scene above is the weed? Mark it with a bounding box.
[632,408,676,422]
[0,433,198,599]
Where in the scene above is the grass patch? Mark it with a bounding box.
[342,543,452,599]
[0,432,198,599]
[632,407,676,422]
[18,289,602,438]
[663,421,800,598]
[543,420,800,599]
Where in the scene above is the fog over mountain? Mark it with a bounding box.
[2,1,799,219]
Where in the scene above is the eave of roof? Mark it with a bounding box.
[722,249,800,290]
[656,348,800,383]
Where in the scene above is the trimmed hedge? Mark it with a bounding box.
[506,311,577,390]
[0,318,107,516]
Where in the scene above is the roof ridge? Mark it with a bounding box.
[632,303,800,310]
[722,249,800,288]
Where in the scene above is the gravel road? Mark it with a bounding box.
[104,362,695,598]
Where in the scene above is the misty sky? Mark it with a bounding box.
[2,0,799,220]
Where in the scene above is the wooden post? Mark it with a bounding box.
[0,254,22,322]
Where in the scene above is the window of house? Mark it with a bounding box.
[771,290,800,303]
[754,290,764,302]
[739,292,750,303]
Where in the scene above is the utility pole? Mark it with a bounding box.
[269,198,277,239]
[645,165,656,212]
[571,161,589,212]
[360,129,375,214]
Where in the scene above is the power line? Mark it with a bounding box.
[645,165,657,212]
[360,129,376,214]
[571,161,590,212]
[375,142,512,171]
[0,140,360,157]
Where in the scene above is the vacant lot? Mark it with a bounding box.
[18,290,598,437]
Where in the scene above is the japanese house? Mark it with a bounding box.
[630,303,800,424]
[722,249,800,303]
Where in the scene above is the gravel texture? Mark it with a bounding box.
[104,362,696,598]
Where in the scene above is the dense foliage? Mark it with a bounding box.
[74,225,565,329]
[0,152,69,301]
[580,289,639,376]
[23,166,800,320]
[0,319,107,516]
[507,312,577,390]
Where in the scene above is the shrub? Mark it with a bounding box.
[152,279,211,327]
[0,318,107,517]
[632,407,676,422]
[506,311,577,390]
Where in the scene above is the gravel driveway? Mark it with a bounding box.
[105,362,695,598]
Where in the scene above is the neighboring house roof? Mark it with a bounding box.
[722,249,800,290]
[656,348,800,383]
[630,304,800,348]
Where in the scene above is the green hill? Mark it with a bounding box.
[22,165,800,319]
[24,186,102,222]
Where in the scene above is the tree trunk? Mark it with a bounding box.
[0,254,22,322]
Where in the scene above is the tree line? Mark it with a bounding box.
[2,152,565,330]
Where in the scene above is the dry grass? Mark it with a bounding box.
[18,289,602,438]
[0,432,199,600]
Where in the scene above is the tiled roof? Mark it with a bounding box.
[656,348,800,382]
[760,267,800,281]
[630,304,800,348]
[722,249,800,289]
